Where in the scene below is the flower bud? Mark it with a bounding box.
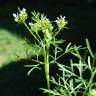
[45,29,52,44]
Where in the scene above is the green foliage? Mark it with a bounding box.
[42,39,96,96]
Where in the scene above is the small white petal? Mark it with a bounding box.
[13,13,17,17]
[63,16,66,19]
[29,22,33,26]
[22,8,26,12]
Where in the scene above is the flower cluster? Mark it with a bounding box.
[13,8,28,23]
[29,22,40,33]
[55,15,68,30]
[13,8,68,44]
[29,15,53,43]
[40,15,53,33]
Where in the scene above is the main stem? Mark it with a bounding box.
[23,21,51,95]
[43,45,50,95]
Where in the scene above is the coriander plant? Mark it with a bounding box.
[13,8,69,95]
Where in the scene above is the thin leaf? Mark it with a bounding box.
[65,42,72,52]
[86,38,94,58]
[26,64,41,75]
[40,88,60,95]
[88,56,91,70]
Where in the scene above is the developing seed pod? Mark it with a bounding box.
[45,29,52,44]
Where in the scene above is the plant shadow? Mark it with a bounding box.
[0,58,48,96]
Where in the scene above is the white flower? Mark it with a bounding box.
[55,15,68,30]
[13,8,28,23]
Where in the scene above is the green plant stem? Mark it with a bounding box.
[43,46,50,96]
[84,69,96,95]
[50,50,67,64]
[88,69,95,88]
[23,21,51,95]
[46,45,50,89]
[53,29,60,38]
